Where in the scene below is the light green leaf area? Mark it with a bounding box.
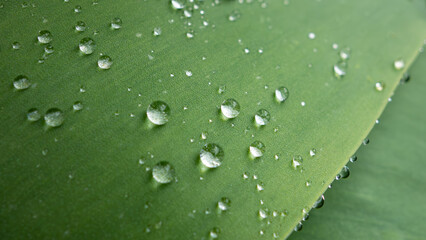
[289,50,426,240]
[0,0,425,239]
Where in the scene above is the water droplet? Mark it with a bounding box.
[75,21,86,32]
[294,222,303,232]
[152,161,175,184]
[44,44,54,54]
[339,47,351,60]
[349,155,357,162]
[243,172,249,179]
[309,149,316,157]
[363,138,370,145]
[37,30,52,44]
[259,209,267,219]
[228,10,241,22]
[200,143,224,168]
[394,58,405,70]
[13,75,31,90]
[275,87,289,103]
[254,109,271,126]
[44,108,64,127]
[186,30,194,39]
[244,48,250,54]
[313,195,325,209]
[333,61,347,78]
[171,0,185,10]
[256,183,264,192]
[375,82,384,92]
[12,42,21,50]
[153,27,162,36]
[97,55,113,69]
[185,70,192,77]
[79,37,96,55]
[308,32,316,39]
[146,101,170,125]
[183,9,192,18]
[400,72,410,84]
[220,98,240,119]
[73,101,83,111]
[249,141,265,158]
[27,108,41,121]
[217,197,231,211]
[74,5,82,13]
[332,43,338,49]
[305,180,312,187]
[209,227,220,239]
[336,166,350,180]
[218,85,226,94]
[291,155,303,169]
[111,17,122,29]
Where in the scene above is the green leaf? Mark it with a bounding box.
[288,49,426,240]
[0,0,425,239]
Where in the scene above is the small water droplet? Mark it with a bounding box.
[259,209,267,219]
[275,87,289,103]
[335,166,350,180]
[12,42,21,50]
[305,180,312,187]
[309,149,316,157]
[400,72,410,84]
[79,37,96,55]
[332,43,339,50]
[228,10,241,22]
[254,109,270,126]
[13,75,31,90]
[349,155,357,162]
[97,55,113,69]
[75,21,86,32]
[110,17,122,29]
[308,32,315,39]
[74,5,82,13]
[375,82,384,92]
[217,197,231,211]
[249,141,265,158]
[294,222,303,232]
[27,108,41,121]
[152,161,175,184]
[394,58,405,70]
[313,195,325,209]
[339,47,351,60]
[209,227,220,239]
[243,172,249,179]
[44,108,64,127]
[291,155,303,169]
[73,101,83,111]
[363,138,370,145]
[37,30,53,44]
[185,70,192,77]
[171,0,185,10]
[44,44,54,54]
[146,101,170,125]
[256,183,264,192]
[333,61,347,78]
[218,85,226,94]
[42,148,48,156]
[220,98,240,119]
[186,30,194,39]
[153,27,162,36]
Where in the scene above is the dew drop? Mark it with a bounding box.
[111,17,122,29]
[339,47,351,60]
[375,82,384,92]
[209,227,220,239]
[220,98,240,119]
[27,108,41,121]
[394,58,405,70]
[249,141,265,158]
[254,109,271,126]
[97,55,113,69]
[79,37,96,55]
[75,21,86,32]
[12,42,21,50]
[256,183,264,192]
[146,101,170,125]
[44,44,54,54]
[291,155,303,169]
[37,30,53,44]
[275,87,289,103]
[73,101,83,111]
[153,27,162,36]
[333,61,347,78]
[294,222,303,232]
[152,161,175,184]
[363,138,370,145]
[13,75,31,90]
[200,143,224,168]
[349,155,357,162]
[309,149,316,157]
[171,0,185,10]
[335,166,350,180]
[74,5,82,13]
[308,32,315,39]
[313,195,325,209]
[259,209,267,219]
[228,10,241,22]
[44,108,64,127]
[217,197,231,212]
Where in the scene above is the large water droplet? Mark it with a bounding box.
[200,143,224,168]
[220,98,240,119]
[111,17,122,30]
[44,108,64,127]
[37,30,53,44]
[333,61,347,78]
[13,75,31,90]
[146,101,170,125]
[249,141,265,158]
[335,166,350,180]
[171,0,185,10]
[27,108,41,121]
[152,161,175,184]
[79,37,96,55]
[275,87,289,103]
[254,109,271,126]
[97,55,113,69]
